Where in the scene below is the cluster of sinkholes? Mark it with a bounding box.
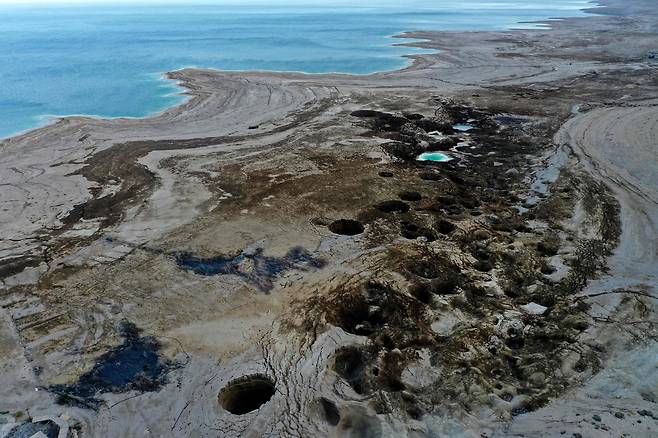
[325,184,461,242]
[216,374,345,428]
[218,374,276,415]
[325,170,466,244]
[326,199,414,238]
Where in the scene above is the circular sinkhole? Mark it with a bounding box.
[333,346,368,395]
[318,397,341,426]
[329,219,365,236]
[406,259,441,279]
[409,282,432,304]
[218,374,276,415]
[436,218,456,234]
[375,200,410,214]
[398,191,422,202]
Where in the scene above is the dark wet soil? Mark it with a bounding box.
[6,420,60,438]
[49,322,170,409]
[175,247,325,292]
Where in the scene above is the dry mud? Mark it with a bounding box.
[1,1,657,437]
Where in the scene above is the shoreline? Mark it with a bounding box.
[0,73,192,141]
[0,1,599,142]
[0,0,626,300]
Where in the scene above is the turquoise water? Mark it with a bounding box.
[0,1,595,138]
[453,123,475,132]
[417,151,453,162]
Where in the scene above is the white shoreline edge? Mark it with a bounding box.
[0,0,600,142]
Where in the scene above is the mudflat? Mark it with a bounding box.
[0,0,657,436]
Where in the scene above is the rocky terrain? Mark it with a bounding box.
[1,0,657,437]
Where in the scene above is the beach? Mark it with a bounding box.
[0,0,657,436]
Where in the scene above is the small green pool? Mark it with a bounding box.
[416,152,453,162]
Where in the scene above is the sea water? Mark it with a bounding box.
[0,1,596,138]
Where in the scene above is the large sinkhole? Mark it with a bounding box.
[329,219,365,236]
[218,374,276,415]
